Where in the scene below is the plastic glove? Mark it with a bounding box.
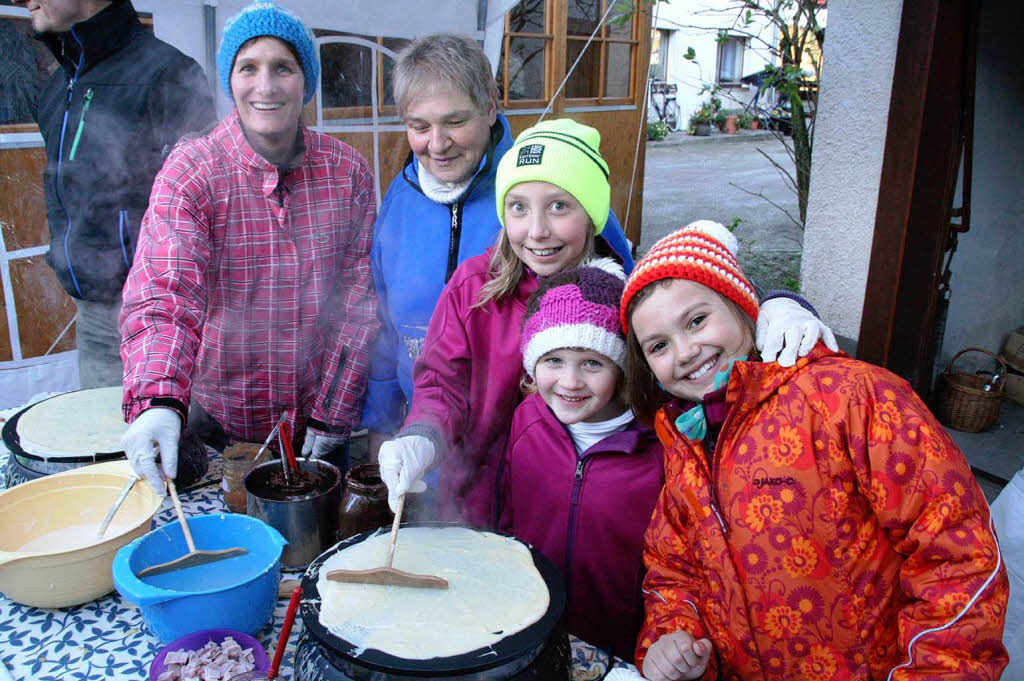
[120,407,181,495]
[756,297,839,367]
[378,435,436,512]
[604,667,649,681]
[301,429,348,460]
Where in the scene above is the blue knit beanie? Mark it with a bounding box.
[217,1,320,104]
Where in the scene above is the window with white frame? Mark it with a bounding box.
[716,35,746,85]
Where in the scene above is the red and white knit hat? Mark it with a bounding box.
[619,220,759,331]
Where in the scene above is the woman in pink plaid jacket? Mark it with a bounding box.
[118,1,379,494]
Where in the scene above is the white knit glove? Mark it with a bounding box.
[120,407,181,495]
[301,429,348,460]
[378,435,436,512]
[756,298,838,367]
[604,668,648,681]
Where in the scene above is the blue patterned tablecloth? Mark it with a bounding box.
[0,405,634,681]
[0,438,310,681]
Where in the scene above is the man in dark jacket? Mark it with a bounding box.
[14,0,216,388]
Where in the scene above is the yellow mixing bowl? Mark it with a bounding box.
[0,460,162,607]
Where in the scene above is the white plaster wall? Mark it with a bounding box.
[800,0,903,341]
[134,0,207,67]
[653,1,777,122]
[936,0,1024,372]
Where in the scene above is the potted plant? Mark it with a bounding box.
[688,105,712,136]
[713,110,727,132]
[647,120,669,141]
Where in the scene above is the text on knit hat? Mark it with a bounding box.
[495,119,611,235]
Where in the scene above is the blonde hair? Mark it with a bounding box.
[624,280,756,423]
[473,225,596,308]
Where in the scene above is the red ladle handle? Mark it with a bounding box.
[278,421,300,473]
[267,585,302,680]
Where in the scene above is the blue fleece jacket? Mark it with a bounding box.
[361,115,634,433]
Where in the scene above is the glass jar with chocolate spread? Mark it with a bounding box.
[337,463,392,540]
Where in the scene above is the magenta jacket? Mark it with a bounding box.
[498,393,664,661]
[402,252,539,526]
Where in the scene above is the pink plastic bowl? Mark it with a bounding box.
[149,628,269,681]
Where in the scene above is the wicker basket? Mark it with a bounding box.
[934,347,1005,432]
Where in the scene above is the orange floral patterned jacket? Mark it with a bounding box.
[636,345,1008,680]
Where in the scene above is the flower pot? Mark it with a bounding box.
[750,119,760,130]
[725,115,738,134]
[691,123,711,136]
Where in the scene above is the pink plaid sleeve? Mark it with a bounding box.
[308,151,380,433]
[120,149,212,423]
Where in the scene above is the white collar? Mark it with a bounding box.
[417,163,473,204]
[566,409,635,454]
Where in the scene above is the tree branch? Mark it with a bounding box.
[729,181,803,230]
[755,144,799,194]
[653,16,779,55]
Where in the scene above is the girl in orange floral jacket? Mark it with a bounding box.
[619,221,1008,681]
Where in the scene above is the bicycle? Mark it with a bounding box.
[649,80,681,132]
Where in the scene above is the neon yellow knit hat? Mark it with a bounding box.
[495,119,610,234]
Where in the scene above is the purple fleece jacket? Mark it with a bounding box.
[402,252,539,526]
[498,393,664,662]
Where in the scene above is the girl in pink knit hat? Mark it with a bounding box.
[620,221,1007,681]
[497,257,664,662]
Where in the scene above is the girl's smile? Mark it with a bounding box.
[631,279,753,402]
[535,348,624,424]
[504,182,590,277]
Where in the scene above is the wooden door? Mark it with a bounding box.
[857,0,980,396]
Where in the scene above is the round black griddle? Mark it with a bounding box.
[2,392,208,489]
[3,394,126,465]
[300,522,566,679]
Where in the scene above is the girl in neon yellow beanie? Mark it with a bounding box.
[378,118,624,527]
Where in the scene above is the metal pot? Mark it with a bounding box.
[245,458,341,570]
[298,522,567,680]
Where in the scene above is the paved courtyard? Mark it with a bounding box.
[640,131,803,292]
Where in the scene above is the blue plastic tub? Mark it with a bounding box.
[112,513,287,643]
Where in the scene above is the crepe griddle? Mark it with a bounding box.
[3,392,126,465]
[300,521,566,678]
[3,391,207,489]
